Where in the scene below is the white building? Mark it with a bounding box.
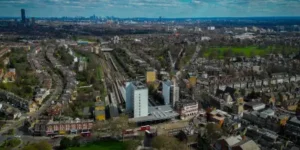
[113,36,120,44]
[162,80,179,107]
[207,26,216,30]
[125,81,149,118]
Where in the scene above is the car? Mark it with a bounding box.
[15,135,21,138]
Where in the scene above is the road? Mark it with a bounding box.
[29,47,64,120]
[0,46,64,143]
[176,45,201,80]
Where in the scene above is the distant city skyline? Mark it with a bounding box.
[1,0,300,18]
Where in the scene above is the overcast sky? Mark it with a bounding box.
[1,0,300,18]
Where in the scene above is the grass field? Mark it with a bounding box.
[203,46,270,59]
[203,45,300,59]
[68,141,125,150]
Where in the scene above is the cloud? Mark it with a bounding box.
[0,0,299,17]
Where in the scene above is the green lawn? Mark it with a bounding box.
[203,45,299,59]
[68,141,125,150]
[203,46,270,59]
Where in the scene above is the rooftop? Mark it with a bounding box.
[234,139,260,150]
[289,116,300,125]
[224,135,243,146]
[132,81,147,90]
[95,101,105,107]
[129,105,179,123]
[163,80,172,86]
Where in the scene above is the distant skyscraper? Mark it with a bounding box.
[21,9,26,23]
[31,17,35,24]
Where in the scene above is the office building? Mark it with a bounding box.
[125,81,148,118]
[146,70,156,83]
[162,80,179,106]
[94,101,105,121]
[21,9,26,23]
[188,73,197,87]
[176,100,198,120]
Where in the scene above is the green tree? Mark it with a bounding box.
[71,136,81,147]
[224,49,234,58]
[124,140,140,150]
[7,129,15,135]
[23,86,32,94]
[22,140,52,150]
[110,114,131,137]
[60,137,72,150]
[0,138,21,149]
[152,135,187,150]
[208,50,218,59]
[206,123,223,143]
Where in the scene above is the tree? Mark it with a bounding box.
[23,86,32,94]
[7,129,15,135]
[224,49,234,58]
[60,137,72,150]
[1,138,21,149]
[208,50,218,59]
[110,114,131,137]
[23,141,52,150]
[206,123,223,143]
[197,134,211,150]
[71,136,81,147]
[34,140,52,150]
[152,135,187,150]
[124,140,140,150]
[92,114,135,138]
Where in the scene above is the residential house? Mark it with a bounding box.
[29,101,39,113]
[246,125,278,148]
[34,118,94,136]
[244,102,265,111]
[3,57,9,66]
[47,103,62,116]
[285,116,300,140]
[1,106,22,120]
[214,135,260,150]
[2,68,16,83]
[34,88,50,105]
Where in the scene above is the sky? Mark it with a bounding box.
[0,0,300,18]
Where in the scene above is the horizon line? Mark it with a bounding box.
[1,16,300,19]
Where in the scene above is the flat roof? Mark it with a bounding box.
[95,101,105,107]
[289,116,300,125]
[129,105,179,123]
[163,80,172,86]
[224,135,242,146]
[132,81,147,90]
[95,110,105,116]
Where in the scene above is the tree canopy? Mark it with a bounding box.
[152,135,187,150]
[22,140,52,150]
